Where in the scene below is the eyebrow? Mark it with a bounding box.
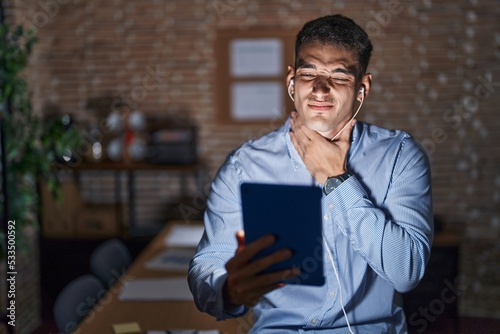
[297,60,356,77]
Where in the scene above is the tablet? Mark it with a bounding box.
[240,182,325,286]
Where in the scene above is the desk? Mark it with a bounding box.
[75,221,252,334]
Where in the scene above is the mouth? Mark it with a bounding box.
[307,102,334,112]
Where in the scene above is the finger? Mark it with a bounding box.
[235,268,300,305]
[235,282,285,307]
[227,234,276,270]
[236,230,245,252]
[290,113,310,141]
[231,247,294,280]
[290,112,299,134]
[240,234,276,259]
[337,119,357,143]
[255,267,301,286]
[290,111,300,127]
[292,123,311,144]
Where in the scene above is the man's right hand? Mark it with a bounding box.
[223,230,301,307]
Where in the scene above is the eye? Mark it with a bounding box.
[331,76,350,84]
[299,73,315,78]
[297,69,317,80]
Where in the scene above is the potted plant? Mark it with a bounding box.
[0,20,83,332]
[0,24,81,250]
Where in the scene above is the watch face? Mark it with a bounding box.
[324,177,342,195]
[331,178,343,188]
[323,172,352,195]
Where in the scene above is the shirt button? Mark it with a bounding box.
[311,318,318,326]
[329,291,335,298]
[329,204,333,209]
[323,214,328,221]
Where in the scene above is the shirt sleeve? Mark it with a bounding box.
[187,157,249,320]
[325,135,434,293]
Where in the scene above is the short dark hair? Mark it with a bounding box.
[295,15,373,78]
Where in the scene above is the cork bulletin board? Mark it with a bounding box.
[215,29,296,124]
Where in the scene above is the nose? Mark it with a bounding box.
[312,76,331,99]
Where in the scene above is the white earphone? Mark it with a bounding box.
[288,79,295,101]
[330,86,365,141]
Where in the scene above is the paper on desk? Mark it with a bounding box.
[164,224,204,247]
[144,248,195,272]
[118,277,193,301]
[147,331,219,334]
[112,322,141,334]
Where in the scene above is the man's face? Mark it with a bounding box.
[288,42,367,139]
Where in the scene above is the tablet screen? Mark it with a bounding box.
[241,182,324,286]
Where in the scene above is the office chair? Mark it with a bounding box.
[89,238,132,288]
[53,274,105,334]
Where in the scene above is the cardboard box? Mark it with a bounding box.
[76,204,120,237]
[41,180,83,238]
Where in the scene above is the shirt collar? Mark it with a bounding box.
[284,117,304,171]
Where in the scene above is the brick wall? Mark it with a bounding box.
[7,0,500,321]
[1,1,41,333]
[0,229,40,334]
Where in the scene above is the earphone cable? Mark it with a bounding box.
[323,236,355,334]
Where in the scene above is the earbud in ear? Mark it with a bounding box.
[358,86,365,102]
[288,79,295,102]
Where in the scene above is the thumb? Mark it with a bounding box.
[236,230,245,252]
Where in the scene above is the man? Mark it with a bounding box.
[188,14,433,333]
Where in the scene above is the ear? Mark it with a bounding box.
[358,73,372,101]
[287,65,295,94]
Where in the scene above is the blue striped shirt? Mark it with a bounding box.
[188,118,433,333]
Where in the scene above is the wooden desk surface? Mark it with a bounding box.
[75,222,251,334]
[74,224,460,333]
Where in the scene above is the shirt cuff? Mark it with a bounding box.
[324,174,368,218]
[214,272,248,320]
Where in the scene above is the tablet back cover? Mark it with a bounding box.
[241,182,324,286]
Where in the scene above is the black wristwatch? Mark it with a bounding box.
[323,171,352,195]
